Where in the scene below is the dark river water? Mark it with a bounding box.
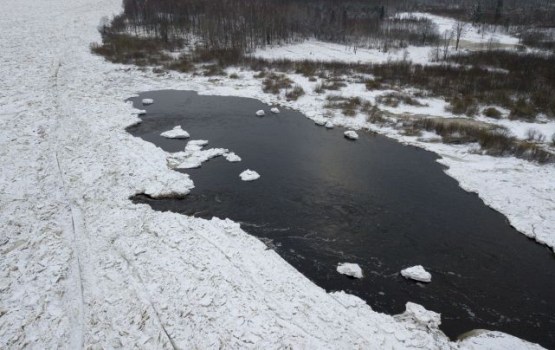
[128,90,555,348]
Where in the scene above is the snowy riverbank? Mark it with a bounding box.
[0,0,549,348]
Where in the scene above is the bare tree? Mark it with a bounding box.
[453,20,467,51]
[442,30,454,60]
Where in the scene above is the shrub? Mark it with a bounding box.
[285,85,305,101]
[447,96,479,116]
[510,98,536,121]
[192,47,243,66]
[262,73,293,94]
[314,83,324,94]
[295,61,318,77]
[90,33,174,66]
[365,79,382,90]
[324,96,363,117]
[165,56,194,72]
[376,92,424,108]
[203,64,226,76]
[483,107,503,119]
[526,128,546,142]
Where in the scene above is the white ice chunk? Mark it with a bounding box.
[224,152,241,162]
[142,98,154,105]
[325,121,334,129]
[401,265,432,283]
[270,107,280,114]
[336,263,363,279]
[256,109,265,116]
[344,130,359,140]
[315,119,326,126]
[239,170,260,181]
[160,126,190,139]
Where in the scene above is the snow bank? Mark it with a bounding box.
[401,265,432,283]
[256,109,265,116]
[142,98,154,105]
[398,302,441,329]
[344,130,359,140]
[459,330,545,350]
[270,107,280,114]
[336,263,363,279]
[160,125,190,139]
[239,169,260,181]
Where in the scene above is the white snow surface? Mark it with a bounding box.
[401,266,433,283]
[336,263,363,279]
[254,39,435,65]
[344,130,359,140]
[0,0,549,348]
[160,125,190,139]
[458,330,545,350]
[239,170,261,181]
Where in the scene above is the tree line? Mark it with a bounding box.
[103,0,440,53]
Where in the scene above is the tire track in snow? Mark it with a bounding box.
[50,57,86,350]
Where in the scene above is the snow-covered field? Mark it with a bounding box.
[254,12,521,66]
[397,12,520,46]
[254,39,435,65]
[0,0,550,348]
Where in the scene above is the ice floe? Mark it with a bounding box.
[401,265,432,283]
[256,109,265,116]
[167,140,239,169]
[344,130,359,140]
[336,263,363,279]
[160,125,190,139]
[142,98,154,105]
[239,169,260,181]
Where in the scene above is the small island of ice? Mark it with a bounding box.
[224,152,241,162]
[142,98,154,105]
[270,107,280,114]
[160,125,190,139]
[401,265,432,283]
[240,169,260,181]
[336,263,363,279]
[344,130,359,140]
[325,121,334,129]
[256,109,265,116]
